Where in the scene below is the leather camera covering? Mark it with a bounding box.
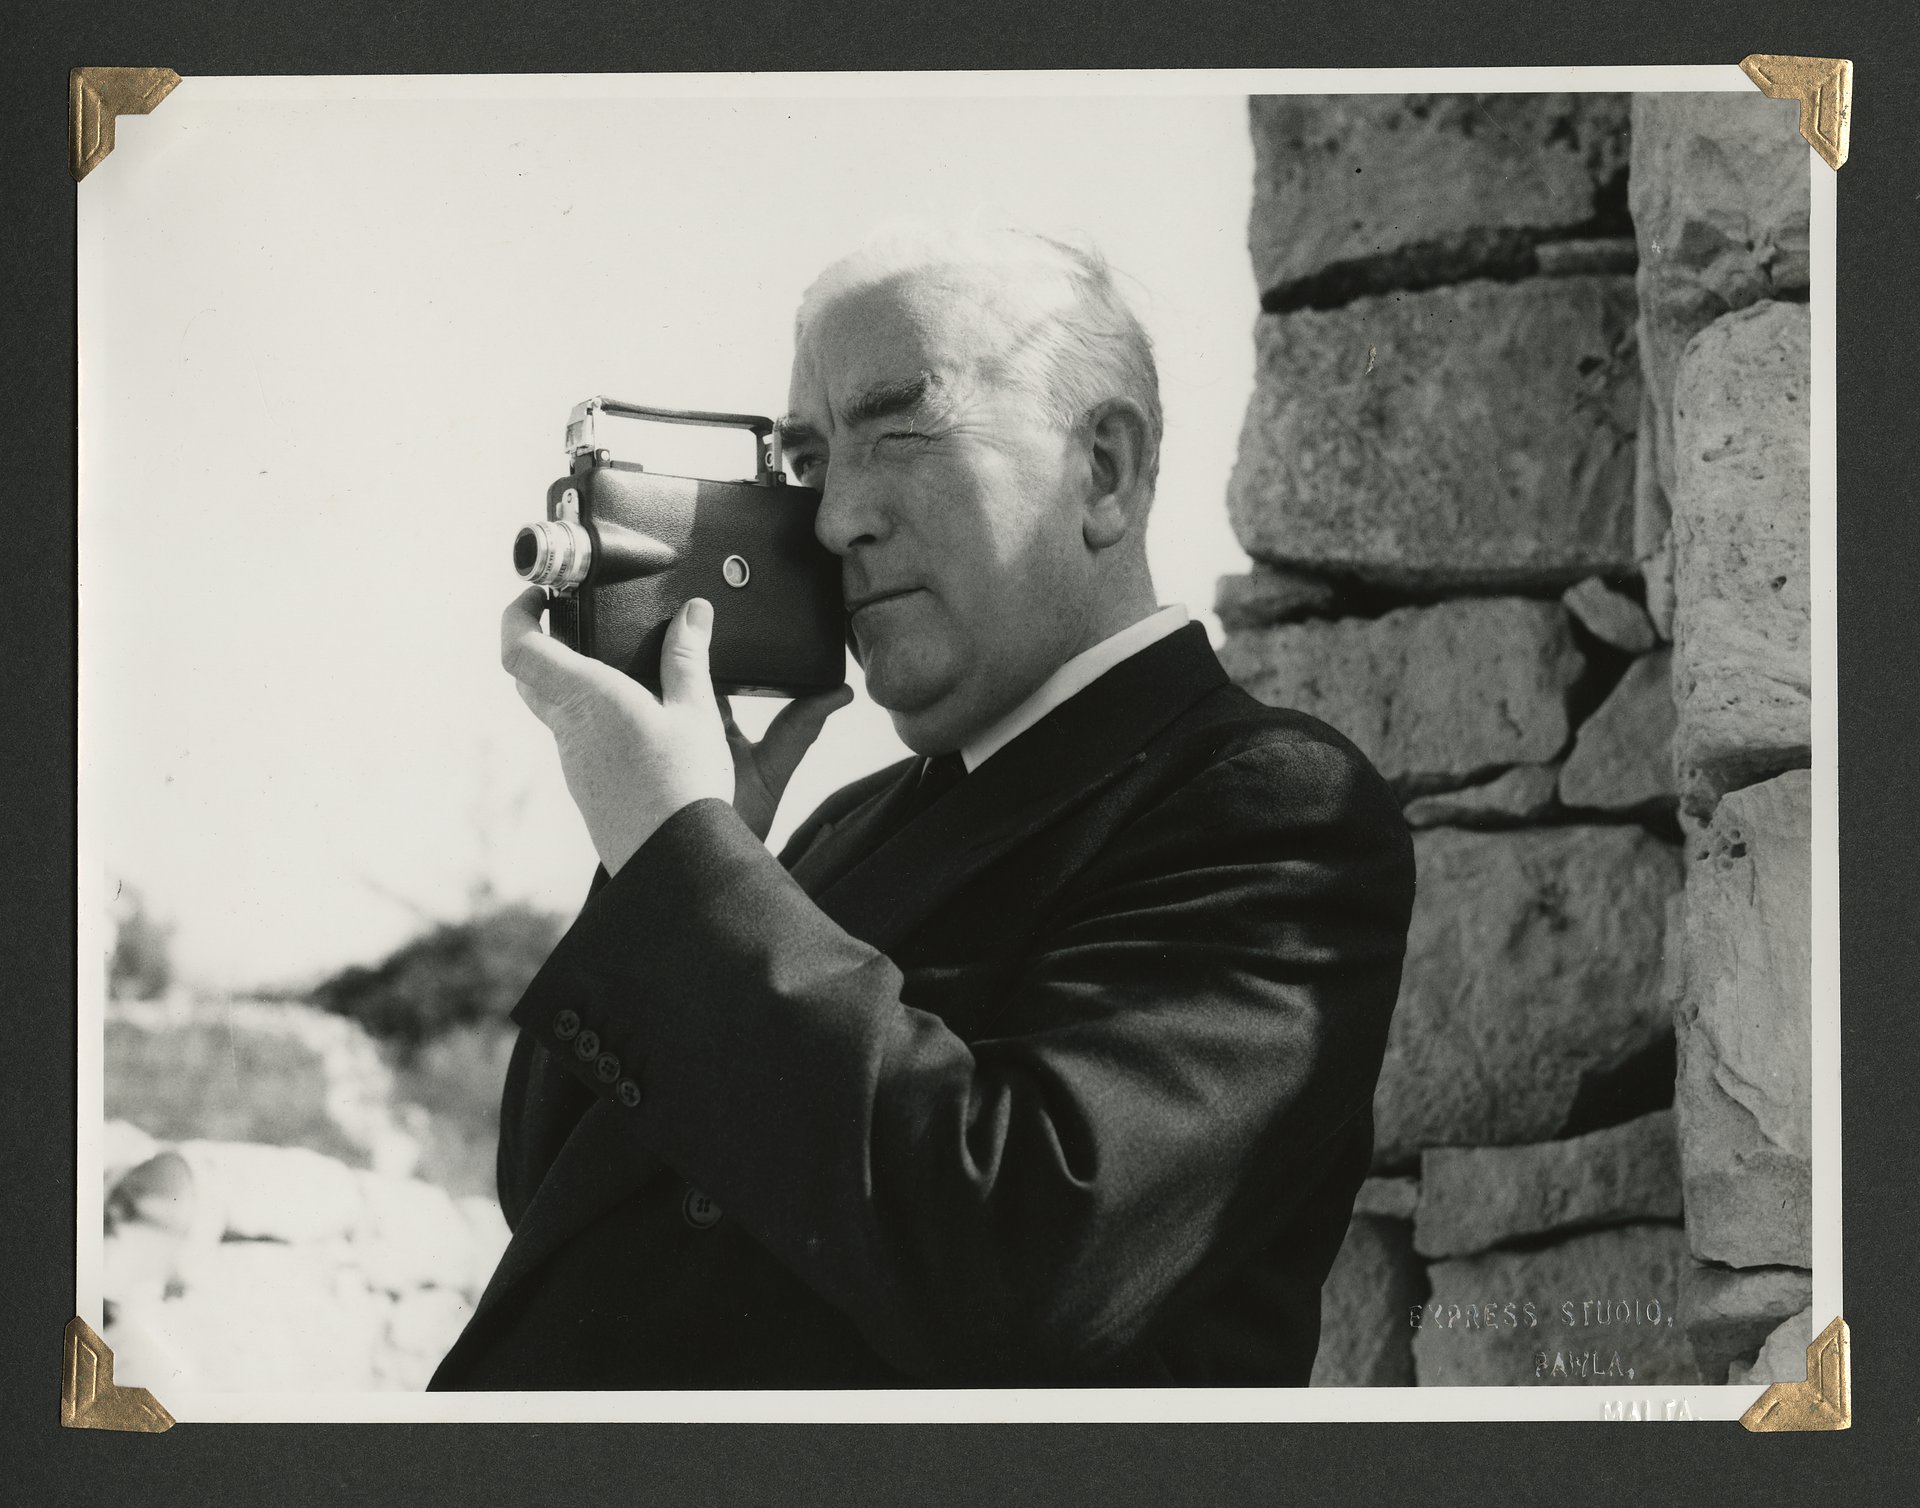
[548,460,846,697]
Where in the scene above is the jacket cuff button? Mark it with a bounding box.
[616,1078,643,1108]
[553,1009,581,1041]
[573,1029,601,1060]
[593,1051,621,1084]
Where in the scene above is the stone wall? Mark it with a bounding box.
[1230,92,1812,1388]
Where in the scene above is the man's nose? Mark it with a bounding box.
[811,465,887,557]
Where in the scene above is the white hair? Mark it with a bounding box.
[795,224,1165,493]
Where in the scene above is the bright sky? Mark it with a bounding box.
[79,83,1258,991]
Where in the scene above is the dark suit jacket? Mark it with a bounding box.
[429,623,1414,1389]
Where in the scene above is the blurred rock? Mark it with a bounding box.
[103,1119,159,1188]
[1669,302,1812,811]
[1563,577,1656,653]
[1214,564,1340,629]
[1228,279,1639,589]
[175,1139,366,1245]
[1558,649,1677,811]
[1680,1261,1812,1384]
[1311,1214,1424,1387]
[1633,383,1669,561]
[1414,1224,1697,1386]
[1414,1110,1683,1259]
[1730,1305,1814,1386]
[1376,826,1680,1168]
[1403,764,1559,829]
[1676,770,1812,1268]
[1630,92,1810,503]
[1220,599,1582,793]
[1249,94,1630,298]
[351,1168,481,1296]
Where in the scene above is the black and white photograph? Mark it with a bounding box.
[74,67,1838,1422]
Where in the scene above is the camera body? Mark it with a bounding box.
[515,399,846,697]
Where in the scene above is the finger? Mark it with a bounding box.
[500,589,611,705]
[756,684,854,781]
[659,597,719,712]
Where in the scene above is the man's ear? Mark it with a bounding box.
[1080,397,1154,551]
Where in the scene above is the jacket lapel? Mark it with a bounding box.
[810,623,1228,953]
[463,623,1229,1336]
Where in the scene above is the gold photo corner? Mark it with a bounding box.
[1739,54,1853,169]
[69,66,181,181]
[1739,1316,1851,1433]
[62,1317,175,1432]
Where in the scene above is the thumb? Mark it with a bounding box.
[660,597,719,711]
[757,684,854,784]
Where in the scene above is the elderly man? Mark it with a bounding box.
[429,228,1414,1390]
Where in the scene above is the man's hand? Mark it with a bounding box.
[502,589,849,870]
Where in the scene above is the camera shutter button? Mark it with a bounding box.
[721,555,751,588]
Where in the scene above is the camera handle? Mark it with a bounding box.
[564,397,785,484]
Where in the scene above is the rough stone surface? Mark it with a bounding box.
[1558,649,1678,811]
[1214,564,1340,629]
[1730,1305,1813,1386]
[1403,764,1560,829]
[1634,380,1670,560]
[1310,1215,1424,1387]
[1564,577,1656,653]
[1670,302,1812,808]
[1414,1224,1698,1386]
[1249,94,1630,296]
[1414,1110,1683,1259]
[1228,278,1640,589]
[1679,1261,1813,1383]
[1375,826,1681,1168]
[1219,599,1583,794]
[1534,238,1638,278]
[1631,92,1810,502]
[1675,770,1813,1268]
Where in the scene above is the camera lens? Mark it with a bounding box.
[513,520,593,589]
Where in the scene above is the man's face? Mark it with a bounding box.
[783,270,1099,754]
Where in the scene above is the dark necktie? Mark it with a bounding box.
[903,751,967,821]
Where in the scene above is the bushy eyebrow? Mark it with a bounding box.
[776,371,942,456]
[841,371,940,429]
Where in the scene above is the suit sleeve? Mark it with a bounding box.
[510,738,1413,1382]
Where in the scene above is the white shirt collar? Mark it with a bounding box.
[960,604,1191,772]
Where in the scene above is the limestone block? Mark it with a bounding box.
[1229,279,1640,588]
[1670,302,1811,806]
[1679,1261,1812,1383]
[1375,826,1680,1168]
[1352,1175,1420,1221]
[1403,764,1560,829]
[1414,1224,1697,1386]
[1558,649,1678,811]
[1214,564,1340,629]
[1249,94,1630,298]
[1219,599,1583,793]
[1415,1110,1684,1259]
[1310,1215,1424,1387]
[1730,1305,1813,1386]
[1630,92,1810,500]
[1642,530,1676,642]
[1675,770,1812,1267]
[1564,577,1656,653]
